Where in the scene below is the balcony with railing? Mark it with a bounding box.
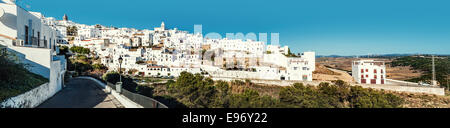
[7,35,50,49]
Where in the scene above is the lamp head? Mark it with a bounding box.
[118,56,123,64]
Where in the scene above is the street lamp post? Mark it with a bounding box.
[117,56,123,94]
[118,56,123,82]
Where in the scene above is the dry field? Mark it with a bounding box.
[393,91,450,108]
[313,64,355,83]
[316,57,422,81]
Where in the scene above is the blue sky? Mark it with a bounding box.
[16,0,450,56]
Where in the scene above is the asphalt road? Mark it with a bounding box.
[38,78,123,108]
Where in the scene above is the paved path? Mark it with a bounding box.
[38,78,123,108]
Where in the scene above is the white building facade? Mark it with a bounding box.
[352,60,386,84]
[0,1,67,106]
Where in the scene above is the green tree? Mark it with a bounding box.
[66,26,78,36]
[103,72,120,84]
[92,64,106,70]
[70,46,90,55]
[58,45,69,56]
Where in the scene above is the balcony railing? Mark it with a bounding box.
[12,38,49,49]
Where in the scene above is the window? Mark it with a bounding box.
[374,69,377,73]
[361,75,364,78]
[381,69,384,73]
[37,32,40,46]
[361,69,364,73]
[302,75,308,81]
[374,75,377,79]
[25,25,29,45]
[366,75,368,78]
[371,79,376,84]
[381,75,384,78]
[365,69,368,72]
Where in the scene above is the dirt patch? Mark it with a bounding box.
[313,64,341,75]
[313,63,355,83]
[317,57,422,81]
[393,92,450,108]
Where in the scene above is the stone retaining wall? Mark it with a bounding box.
[1,83,57,108]
[212,77,446,96]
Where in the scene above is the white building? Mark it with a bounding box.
[48,16,316,82]
[0,2,59,49]
[0,1,67,99]
[352,60,386,84]
[266,45,289,55]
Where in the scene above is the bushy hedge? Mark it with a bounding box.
[70,46,90,54]
[164,72,404,108]
[102,71,404,108]
[279,82,403,108]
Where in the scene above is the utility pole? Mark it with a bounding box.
[447,75,449,91]
[432,55,437,86]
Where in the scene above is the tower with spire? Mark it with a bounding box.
[161,22,165,30]
[63,14,68,21]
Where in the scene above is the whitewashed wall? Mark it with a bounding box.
[7,46,52,78]
[0,56,64,108]
[0,4,18,38]
[1,83,50,108]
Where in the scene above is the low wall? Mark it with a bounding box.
[1,82,58,108]
[1,59,64,108]
[105,85,144,108]
[359,84,445,96]
[386,79,420,85]
[212,77,445,96]
[212,77,321,86]
[77,77,144,108]
[77,77,156,108]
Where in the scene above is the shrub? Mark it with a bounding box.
[279,82,403,108]
[159,71,404,108]
[70,46,90,54]
[103,72,120,84]
[92,64,106,70]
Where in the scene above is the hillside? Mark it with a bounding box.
[313,64,355,83]
[390,56,449,87]
[317,57,423,80]
[0,47,49,102]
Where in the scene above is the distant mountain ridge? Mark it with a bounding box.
[317,54,450,58]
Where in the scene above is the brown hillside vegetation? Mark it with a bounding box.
[395,92,450,108]
[149,78,449,108]
[313,64,341,75]
[385,65,422,81]
[317,57,422,81]
[313,64,355,83]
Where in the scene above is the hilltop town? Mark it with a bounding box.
[1,1,449,108]
[53,14,316,82]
